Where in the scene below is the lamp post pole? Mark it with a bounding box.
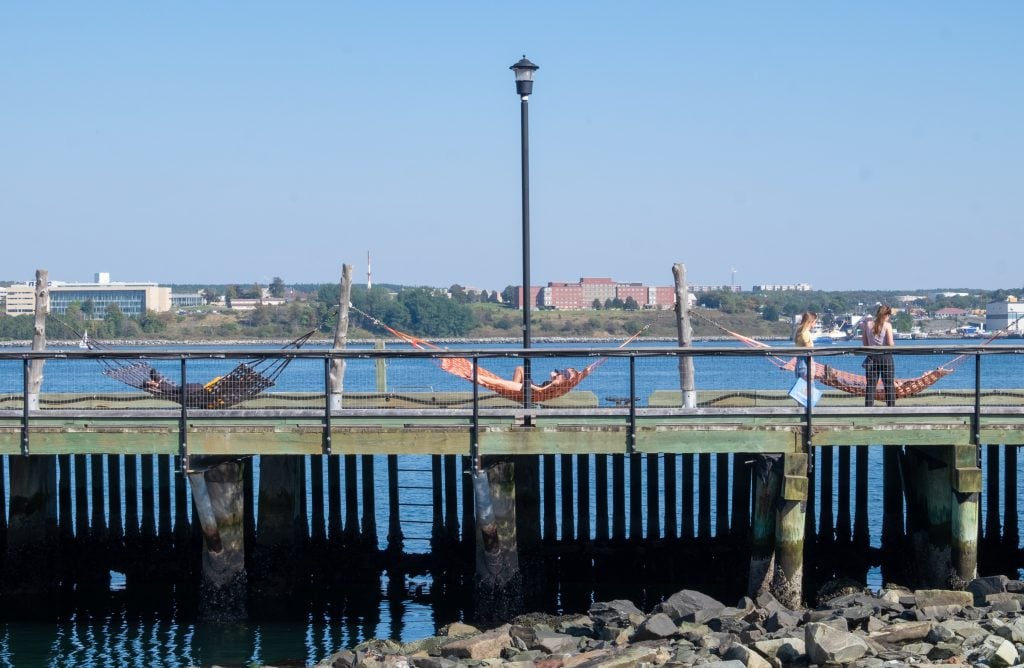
[511,56,538,406]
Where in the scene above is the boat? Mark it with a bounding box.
[78,330,89,349]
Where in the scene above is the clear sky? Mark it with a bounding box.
[2,3,1021,292]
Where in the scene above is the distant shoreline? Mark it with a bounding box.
[0,335,790,348]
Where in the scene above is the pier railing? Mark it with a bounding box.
[2,343,1023,419]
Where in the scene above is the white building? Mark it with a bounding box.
[986,298,1024,334]
[753,283,812,292]
[5,274,171,319]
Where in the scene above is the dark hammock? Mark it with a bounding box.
[92,330,316,408]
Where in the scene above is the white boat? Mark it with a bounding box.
[78,330,89,349]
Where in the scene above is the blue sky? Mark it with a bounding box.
[2,3,1021,292]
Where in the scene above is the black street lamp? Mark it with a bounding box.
[510,55,538,404]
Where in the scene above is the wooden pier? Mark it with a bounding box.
[1,337,1022,622]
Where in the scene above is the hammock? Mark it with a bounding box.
[690,311,960,401]
[350,305,648,403]
[87,329,316,408]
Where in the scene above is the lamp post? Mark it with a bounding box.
[511,55,538,405]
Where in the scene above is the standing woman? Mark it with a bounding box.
[862,304,896,406]
[793,311,818,381]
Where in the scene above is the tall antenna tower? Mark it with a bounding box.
[367,251,372,290]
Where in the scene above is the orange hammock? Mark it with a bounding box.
[692,312,963,401]
[350,306,648,403]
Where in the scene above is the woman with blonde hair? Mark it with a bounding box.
[793,311,817,381]
[862,304,896,406]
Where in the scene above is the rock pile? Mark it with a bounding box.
[315,574,1024,667]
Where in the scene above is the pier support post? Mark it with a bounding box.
[4,456,57,603]
[951,445,981,584]
[252,455,304,605]
[748,454,781,597]
[192,458,247,621]
[901,445,979,588]
[771,453,807,609]
[473,459,523,626]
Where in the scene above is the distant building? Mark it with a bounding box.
[517,277,693,310]
[690,284,742,293]
[986,299,1024,334]
[5,273,171,319]
[934,307,969,319]
[171,292,206,308]
[753,283,812,292]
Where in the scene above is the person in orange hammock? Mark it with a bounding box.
[862,304,896,407]
[506,366,578,391]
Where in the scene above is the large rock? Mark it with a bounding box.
[723,642,773,668]
[632,612,679,641]
[913,589,973,607]
[869,620,932,645]
[966,574,1009,602]
[805,622,871,665]
[655,589,726,623]
[439,624,512,660]
[588,599,644,629]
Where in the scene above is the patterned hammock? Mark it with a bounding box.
[95,330,315,408]
[695,313,960,401]
[350,306,647,403]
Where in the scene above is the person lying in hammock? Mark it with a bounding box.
[490,366,579,393]
[143,368,210,408]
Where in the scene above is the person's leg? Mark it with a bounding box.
[864,359,878,407]
[883,354,896,407]
[512,366,524,384]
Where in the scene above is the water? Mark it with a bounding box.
[0,338,1021,665]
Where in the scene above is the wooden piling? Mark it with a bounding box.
[682,454,694,538]
[647,453,660,540]
[26,269,47,411]
[612,454,625,541]
[158,454,172,547]
[462,455,475,553]
[386,455,402,554]
[595,454,609,541]
[836,446,851,547]
[748,455,781,597]
[5,455,57,598]
[362,454,378,550]
[543,455,556,542]
[1004,445,1019,551]
[985,444,1001,547]
[329,264,353,411]
[881,446,904,555]
[664,453,677,540]
[730,453,750,541]
[125,455,140,548]
[328,454,342,542]
[253,455,304,598]
[197,460,247,620]
[310,456,326,544]
[576,454,590,543]
[443,455,458,548]
[698,453,711,539]
[672,263,696,409]
[472,460,523,625]
[557,454,573,541]
[902,447,954,587]
[819,447,834,549]
[952,445,981,583]
[345,454,360,544]
[715,453,729,537]
[629,454,642,541]
[771,453,808,608]
[853,446,870,549]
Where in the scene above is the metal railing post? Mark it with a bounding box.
[179,357,188,472]
[21,358,30,457]
[628,355,637,454]
[805,351,813,468]
[471,357,479,466]
[323,356,333,455]
[973,353,982,448]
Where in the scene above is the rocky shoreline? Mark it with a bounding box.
[314,575,1024,668]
